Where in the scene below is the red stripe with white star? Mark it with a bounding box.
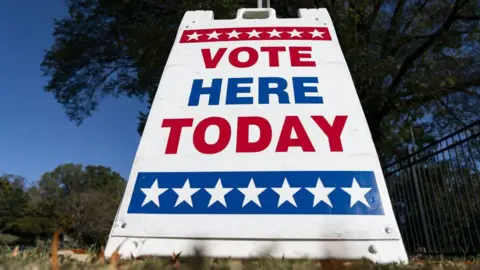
[179,27,332,43]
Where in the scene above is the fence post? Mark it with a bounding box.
[408,146,432,253]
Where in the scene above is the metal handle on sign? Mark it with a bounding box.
[237,8,275,20]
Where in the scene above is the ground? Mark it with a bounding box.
[1,233,479,269]
[1,246,479,270]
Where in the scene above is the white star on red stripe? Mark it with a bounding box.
[227,30,241,39]
[207,31,222,40]
[287,29,302,37]
[179,27,331,43]
[267,29,282,38]
[247,29,261,38]
[309,29,324,38]
[187,32,202,40]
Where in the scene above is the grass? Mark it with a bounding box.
[1,232,479,269]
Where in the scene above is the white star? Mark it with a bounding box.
[342,178,372,207]
[267,29,282,38]
[237,178,266,207]
[207,31,222,40]
[272,178,301,207]
[205,179,233,207]
[309,29,325,38]
[306,178,335,207]
[187,32,202,40]
[140,179,168,207]
[172,179,200,207]
[287,29,303,37]
[227,30,241,39]
[247,29,262,38]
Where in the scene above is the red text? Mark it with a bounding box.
[161,115,347,154]
[201,46,316,69]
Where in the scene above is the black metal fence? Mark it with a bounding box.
[383,121,480,255]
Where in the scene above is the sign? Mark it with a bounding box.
[105,8,408,264]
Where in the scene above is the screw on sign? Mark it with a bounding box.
[105,8,408,265]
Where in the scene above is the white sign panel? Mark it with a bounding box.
[105,8,408,264]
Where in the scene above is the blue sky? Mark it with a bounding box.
[0,0,147,185]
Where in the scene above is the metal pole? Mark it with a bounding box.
[409,125,432,253]
[257,0,263,8]
[410,125,417,151]
[266,0,271,8]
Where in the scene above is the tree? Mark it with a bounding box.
[34,164,126,244]
[41,0,480,162]
[0,165,126,245]
[0,174,29,233]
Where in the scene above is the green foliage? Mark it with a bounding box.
[0,164,126,246]
[40,0,480,163]
[0,174,29,234]
[35,164,126,244]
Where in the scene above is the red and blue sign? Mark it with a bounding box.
[127,171,384,215]
[107,11,408,262]
[126,27,383,216]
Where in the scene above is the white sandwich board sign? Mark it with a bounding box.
[105,8,408,264]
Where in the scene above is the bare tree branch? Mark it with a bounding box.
[380,0,407,56]
[400,0,432,35]
[400,75,480,102]
[454,15,480,20]
[366,0,385,28]
[387,0,463,93]
[436,97,467,126]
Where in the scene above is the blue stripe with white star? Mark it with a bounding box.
[127,171,384,215]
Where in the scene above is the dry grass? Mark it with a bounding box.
[1,233,479,270]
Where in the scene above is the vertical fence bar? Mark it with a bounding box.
[431,153,456,253]
[441,149,469,253]
[383,120,480,255]
[465,132,480,253]
[425,156,448,253]
[398,171,415,251]
[390,175,410,250]
[419,159,442,253]
[409,148,432,253]
[402,170,422,252]
[448,142,476,253]
[456,132,480,247]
